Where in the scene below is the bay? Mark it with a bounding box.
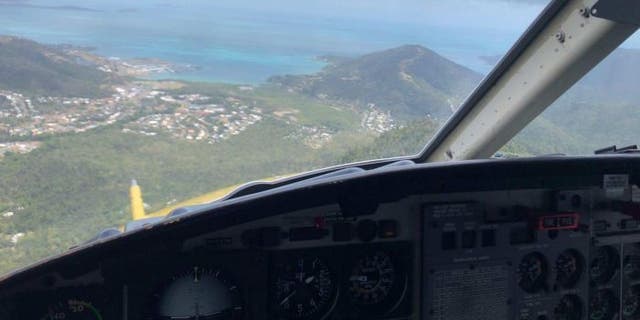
[0,0,535,83]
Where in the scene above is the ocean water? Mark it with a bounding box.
[0,0,542,84]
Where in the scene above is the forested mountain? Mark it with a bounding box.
[514,47,640,154]
[269,45,483,119]
[0,36,115,97]
[340,118,441,163]
[269,44,640,156]
[562,48,640,104]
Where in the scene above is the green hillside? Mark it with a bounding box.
[561,48,640,104]
[489,47,640,155]
[0,36,115,97]
[168,81,361,131]
[503,116,589,156]
[534,100,640,153]
[269,45,482,118]
[340,118,441,163]
[0,118,348,273]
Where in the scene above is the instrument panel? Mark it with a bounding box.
[7,242,413,320]
[5,157,640,320]
[270,243,411,320]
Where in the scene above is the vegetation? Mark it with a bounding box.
[340,118,441,162]
[0,114,445,273]
[0,36,115,97]
[171,82,361,131]
[269,45,482,119]
[0,119,339,272]
[2,41,640,276]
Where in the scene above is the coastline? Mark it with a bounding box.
[56,44,201,80]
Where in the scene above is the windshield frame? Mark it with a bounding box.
[416,0,566,163]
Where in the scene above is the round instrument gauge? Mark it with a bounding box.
[590,246,619,285]
[40,299,102,320]
[153,266,243,319]
[271,256,337,320]
[555,249,584,289]
[347,251,407,314]
[517,252,548,293]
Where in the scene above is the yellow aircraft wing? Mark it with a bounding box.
[130,176,287,220]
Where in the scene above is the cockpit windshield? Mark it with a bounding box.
[0,0,553,275]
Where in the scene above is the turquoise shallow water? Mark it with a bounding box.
[0,0,536,83]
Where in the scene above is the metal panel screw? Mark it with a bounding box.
[555,31,566,43]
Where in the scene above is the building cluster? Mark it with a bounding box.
[301,126,334,149]
[63,48,193,78]
[0,141,40,158]
[0,81,398,161]
[0,209,23,247]
[361,104,396,133]
[283,124,335,149]
[0,87,153,138]
[0,85,272,154]
[126,97,264,143]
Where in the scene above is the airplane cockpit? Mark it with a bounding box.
[2,1,640,320]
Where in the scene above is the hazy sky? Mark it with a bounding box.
[4,0,550,31]
[206,0,551,30]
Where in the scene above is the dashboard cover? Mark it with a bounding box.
[2,155,640,320]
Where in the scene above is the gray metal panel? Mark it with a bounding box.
[416,0,569,162]
[124,216,164,231]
